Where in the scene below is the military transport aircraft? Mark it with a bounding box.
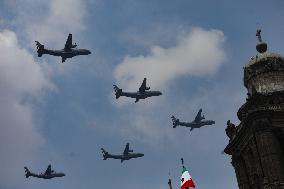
[101,143,144,163]
[24,165,65,179]
[35,33,91,63]
[171,109,215,131]
[113,78,162,103]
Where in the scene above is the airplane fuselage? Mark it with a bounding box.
[178,120,215,128]
[105,153,144,160]
[42,48,91,58]
[121,91,162,99]
[28,172,65,179]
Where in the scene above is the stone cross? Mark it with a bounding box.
[256,29,262,42]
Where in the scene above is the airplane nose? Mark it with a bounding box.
[88,50,91,54]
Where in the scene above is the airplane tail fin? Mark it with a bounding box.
[121,159,124,163]
[113,85,122,99]
[190,127,194,131]
[171,116,179,128]
[101,148,108,160]
[35,41,45,57]
[24,167,31,178]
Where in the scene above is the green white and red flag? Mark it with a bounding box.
[180,167,195,189]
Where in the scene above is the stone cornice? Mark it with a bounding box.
[224,117,256,156]
[224,115,274,156]
[238,91,284,121]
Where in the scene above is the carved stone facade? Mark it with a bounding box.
[224,31,284,189]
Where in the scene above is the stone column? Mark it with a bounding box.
[254,119,284,184]
[232,156,251,189]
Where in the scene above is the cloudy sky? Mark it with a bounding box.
[0,0,284,189]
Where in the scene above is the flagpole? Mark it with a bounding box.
[168,172,173,189]
[181,158,184,168]
[181,158,189,189]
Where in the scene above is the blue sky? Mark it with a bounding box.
[1,0,284,189]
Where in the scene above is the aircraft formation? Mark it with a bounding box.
[24,33,216,180]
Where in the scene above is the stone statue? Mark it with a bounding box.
[226,120,237,141]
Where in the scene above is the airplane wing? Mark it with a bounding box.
[123,143,130,155]
[64,34,72,50]
[139,78,150,92]
[194,109,203,123]
[44,165,52,175]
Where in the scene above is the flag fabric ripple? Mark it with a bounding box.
[180,167,195,189]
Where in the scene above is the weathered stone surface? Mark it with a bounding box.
[244,53,284,96]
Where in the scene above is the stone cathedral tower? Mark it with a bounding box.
[224,30,284,189]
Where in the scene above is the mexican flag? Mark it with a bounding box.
[180,167,195,189]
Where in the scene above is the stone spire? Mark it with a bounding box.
[243,29,284,98]
[224,29,284,189]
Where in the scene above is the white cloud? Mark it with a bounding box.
[113,27,226,91]
[0,30,52,188]
[26,0,87,46]
[5,0,87,47]
[0,30,52,96]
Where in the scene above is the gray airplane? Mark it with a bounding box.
[113,78,162,103]
[35,33,91,63]
[24,165,65,179]
[101,143,144,163]
[171,109,215,131]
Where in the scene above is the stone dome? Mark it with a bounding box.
[244,52,284,96]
